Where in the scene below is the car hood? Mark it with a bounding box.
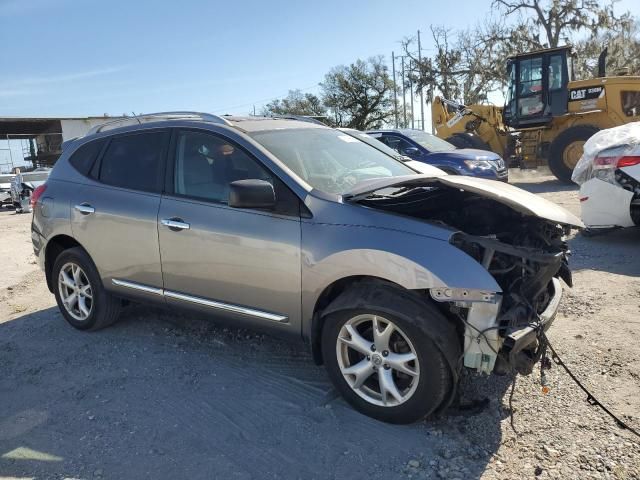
[405,161,447,176]
[429,148,503,161]
[344,174,583,228]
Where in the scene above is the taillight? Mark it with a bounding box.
[593,155,618,169]
[30,184,47,208]
[617,156,640,168]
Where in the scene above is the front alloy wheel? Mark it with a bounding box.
[321,297,456,424]
[336,314,419,407]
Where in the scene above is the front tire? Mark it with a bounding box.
[52,247,121,331]
[321,300,456,424]
[548,125,599,184]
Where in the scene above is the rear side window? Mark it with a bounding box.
[98,131,167,192]
[68,139,105,176]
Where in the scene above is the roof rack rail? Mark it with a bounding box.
[270,115,327,126]
[86,111,233,135]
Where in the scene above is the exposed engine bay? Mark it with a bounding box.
[355,181,576,376]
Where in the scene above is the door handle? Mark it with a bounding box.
[75,203,95,215]
[161,218,190,231]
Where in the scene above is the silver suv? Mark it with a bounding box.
[32,112,581,423]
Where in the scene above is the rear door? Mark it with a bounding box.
[69,129,169,300]
[157,128,302,335]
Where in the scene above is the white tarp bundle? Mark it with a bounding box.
[572,121,640,185]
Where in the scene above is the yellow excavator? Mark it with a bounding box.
[432,46,640,183]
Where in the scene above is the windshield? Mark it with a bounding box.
[250,128,415,194]
[339,129,406,160]
[403,130,456,153]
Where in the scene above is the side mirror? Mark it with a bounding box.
[402,147,420,156]
[228,179,276,209]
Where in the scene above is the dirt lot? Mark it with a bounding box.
[0,171,639,480]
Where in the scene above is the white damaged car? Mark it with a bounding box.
[572,122,640,233]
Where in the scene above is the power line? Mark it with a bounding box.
[211,83,320,114]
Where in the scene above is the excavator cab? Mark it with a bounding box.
[503,46,571,129]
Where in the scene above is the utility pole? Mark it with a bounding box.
[417,29,425,131]
[392,51,399,128]
[409,59,415,129]
[401,56,407,128]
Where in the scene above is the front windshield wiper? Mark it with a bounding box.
[344,184,431,202]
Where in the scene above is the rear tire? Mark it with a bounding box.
[446,132,491,151]
[548,125,599,184]
[321,287,457,424]
[52,247,121,331]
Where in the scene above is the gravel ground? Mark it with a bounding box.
[0,170,639,479]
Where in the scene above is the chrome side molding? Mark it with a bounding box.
[164,290,287,322]
[111,278,288,323]
[112,278,163,296]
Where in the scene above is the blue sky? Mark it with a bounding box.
[1,0,638,119]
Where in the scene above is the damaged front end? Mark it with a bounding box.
[349,175,582,376]
[447,227,570,375]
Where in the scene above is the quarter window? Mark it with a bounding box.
[98,131,167,192]
[68,139,105,176]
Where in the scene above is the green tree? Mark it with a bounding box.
[321,56,397,130]
[261,89,327,117]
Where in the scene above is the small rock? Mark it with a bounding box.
[408,459,420,468]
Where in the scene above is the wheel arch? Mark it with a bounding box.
[309,276,461,370]
[311,277,462,413]
[310,275,393,365]
[44,234,85,292]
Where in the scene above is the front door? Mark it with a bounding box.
[158,129,302,334]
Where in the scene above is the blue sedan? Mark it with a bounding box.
[366,129,508,181]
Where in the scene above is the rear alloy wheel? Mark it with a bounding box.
[336,314,419,407]
[52,247,121,331]
[58,262,93,321]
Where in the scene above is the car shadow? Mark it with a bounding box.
[570,226,640,276]
[0,305,510,479]
[510,178,578,194]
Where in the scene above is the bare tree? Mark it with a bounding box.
[405,0,637,108]
[404,21,510,105]
[574,14,640,78]
[321,56,397,130]
[492,0,624,48]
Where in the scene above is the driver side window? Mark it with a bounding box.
[381,135,413,154]
[174,131,272,204]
